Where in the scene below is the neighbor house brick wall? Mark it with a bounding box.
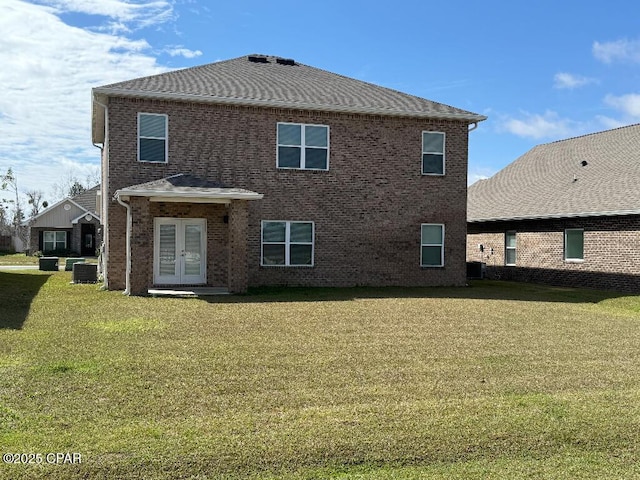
[467,215,640,292]
[105,97,471,292]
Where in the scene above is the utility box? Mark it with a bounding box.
[65,258,85,271]
[72,263,98,284]
[39,257,59,271]
[466,261,485,280]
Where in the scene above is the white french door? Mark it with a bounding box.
[153,218,206,285]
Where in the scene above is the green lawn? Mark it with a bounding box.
[0,252,39,265]
[1,272,640,479]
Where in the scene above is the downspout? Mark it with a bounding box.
[93,96,109,289]
[468,122,479,132]
[115,194,131,295]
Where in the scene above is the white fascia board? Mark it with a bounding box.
[468,209,640,223]
[71,211,101,224]
[93,87,488,123]
[114,189,263,201]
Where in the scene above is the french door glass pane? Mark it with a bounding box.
[184,224,202,275]
[159,224,176,276]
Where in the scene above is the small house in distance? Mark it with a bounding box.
[28,186,102,257]
[467,124,640,292]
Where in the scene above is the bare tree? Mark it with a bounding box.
[52,167,100,201]
[1,168,24,228]
[26,190,47,217]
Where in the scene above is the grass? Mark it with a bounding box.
[0,252,39,265]
[1,272,640,479]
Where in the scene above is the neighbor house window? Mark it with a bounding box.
[505,231,517,266]
[421,224,444,267]
[277,123,329,170]
[138,113,168,163]
[43,231,66,252]
[422,131,445,175]
[261,221,314,266]
[565,229,584,261]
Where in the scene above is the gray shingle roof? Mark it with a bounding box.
[94,54,485,122]
[72,185,100,215]
[468,124,640,222]
[115,174,262,201]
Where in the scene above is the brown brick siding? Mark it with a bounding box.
[105,97,470,292]
[467,216,640,292]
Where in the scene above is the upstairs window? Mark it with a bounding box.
[261,221,314,266]
[138,113,168,163]
[565,229,584,261]
[505,231,517,266]
[421,224,444,267]
[277,123,329,170]
[422,131,445,175]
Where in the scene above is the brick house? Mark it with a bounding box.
[91,54,485,295]
[27,186,101,256]
[467,124,640,292]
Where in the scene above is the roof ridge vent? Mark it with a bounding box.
[248,55,269,63]
[276,58,295,66]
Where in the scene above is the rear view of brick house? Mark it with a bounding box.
[91,54,485,295]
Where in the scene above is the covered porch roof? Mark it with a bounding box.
[113,173,263,203]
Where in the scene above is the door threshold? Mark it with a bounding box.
[148,287,230,297]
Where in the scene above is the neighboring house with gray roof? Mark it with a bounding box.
[27,185,101,256]
[92,54,485,295]
[467,124,640,292]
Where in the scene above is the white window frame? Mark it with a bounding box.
[422,131,446,176]
[505,231,517,266]
[138,113,168,163]
[564,228,584,262]
[420,223,445,267]
[261,220,315,267]
[43,231,67,252]
[276,122,329,171]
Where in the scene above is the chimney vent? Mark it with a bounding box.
[248,55,269,63]
[276,58,296,66]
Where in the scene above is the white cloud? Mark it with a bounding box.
[604,93,640,118]
[467,167,495,186]
[0,0,183,201]
[595,115,628,130]
[32,0,175,32]
[166,47,203,59]
[553,72,596,89]
[593,38,640,64]
[499,111,578,140]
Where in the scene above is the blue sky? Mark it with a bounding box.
[2,0,640,202]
